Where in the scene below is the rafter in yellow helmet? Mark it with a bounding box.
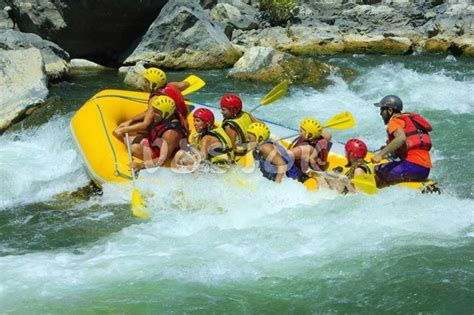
[151,95,175,120]
[144,67,167,91]
[300,118,322,140]
[247,122,270,144]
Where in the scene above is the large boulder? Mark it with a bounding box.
[0,5,14,29]
[420,1,474,55]
[70,58,108,71]
[209,1,259,30]
[233,25,345,55]
[450,37,474,57]
[5,0,167,65]
[343,34,413,54]
[228,46,340,88]
[336,5,412,34]
[0,29,69,79]
[0,48,48,133]
[125,0,242,69]
[421,2,473,38]
[424,37,451,54]
[122,61,148,90]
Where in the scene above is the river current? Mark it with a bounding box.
[0,55,473,313]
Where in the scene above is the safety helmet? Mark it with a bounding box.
[220,94,242,113]
[193,108,215,128]
[300,118,322,140]
[247,122,270,144]
[345,138,368,159]
[373,95,403,112]
[144,67,167,90]
[151,95,175,120]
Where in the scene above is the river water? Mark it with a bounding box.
[0,55,473,313]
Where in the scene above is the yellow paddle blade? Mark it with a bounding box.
[304,177,319,191]
[237,150,255,169]
[131,188,150,218]
[324,112,355,130]
[260,80,288,105]
[351,173,377,195]
[182,75,206,96]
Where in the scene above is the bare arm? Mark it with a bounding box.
[353,167,366,177]
[114,108,154,139]
[322,129,332,141]
[290,144,317,173]
[146,129,182,168]
[117,111,147,128]
[170,81,190,91]
[199,135,219,161]
[261,144,288,183]
[372,128,406,163]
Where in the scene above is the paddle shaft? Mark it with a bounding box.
[125,133,137,184]
[279,112,354,140]
[249,104,263,113]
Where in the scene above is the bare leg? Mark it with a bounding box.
[131,143,144,160]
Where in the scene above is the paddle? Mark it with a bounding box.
[185,79,289,111]
[323,111,355,129]
[281,111,356,140]
[181,75,206,96]
[351,173,377,195]
[307,170,377,195]
[125,133,150,219]
[250,80,288,112]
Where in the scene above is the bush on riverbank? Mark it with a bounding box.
[258,0,296,26]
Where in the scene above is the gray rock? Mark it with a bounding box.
[209,3,259,31]
[0,48,48,132]
[421,1,473,37]
[232,25,344,55]
[218,0,259,17]
[123,61,148,90]
[0,5,14,29]
[0,29,69,79]
[343,33,413,54]
[70,59,108,70]
[228,46,337,88]
[125,0,242,69]
[118,66,132,77]
[336,5,412,34]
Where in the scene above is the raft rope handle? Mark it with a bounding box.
[187,100,300,132]
[95,102,132,180]
[91,94,149,104]
[91,93,150,180]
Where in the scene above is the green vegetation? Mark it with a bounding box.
[258,0,297,26]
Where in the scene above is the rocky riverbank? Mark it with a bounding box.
[0,0,472,133]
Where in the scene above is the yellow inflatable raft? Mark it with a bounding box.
[71,89,438,193]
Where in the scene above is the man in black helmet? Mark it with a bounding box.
[371,95,433,187]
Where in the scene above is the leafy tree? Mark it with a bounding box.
[258,0,297,26]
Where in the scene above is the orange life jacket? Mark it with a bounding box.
[388,112,432,159]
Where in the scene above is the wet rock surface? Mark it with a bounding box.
[125,0,242,69]
[0,29,70,79]
[0,48,48,133]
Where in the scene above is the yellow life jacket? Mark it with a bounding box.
[222,111,253,158]
[341,159,373,179]
[194,126,234,165]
